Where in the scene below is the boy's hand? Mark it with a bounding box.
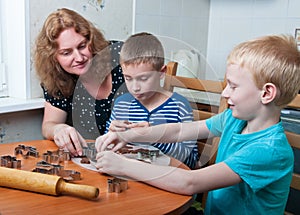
[95,131,127,152]
[109,120,150,132]
[95,151,126,175]
[109,120,133,132]
[128,121,150,129]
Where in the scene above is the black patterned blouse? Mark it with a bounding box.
[42,41,127,139]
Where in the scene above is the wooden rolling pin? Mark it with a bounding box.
[0,167,99,199]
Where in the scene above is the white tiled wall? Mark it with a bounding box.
[135,0,300,81]
[207,0,300,80]
[134,0,210,78]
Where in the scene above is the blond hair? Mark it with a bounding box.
[120,32,164,71]
[227,34,300,107]
[34,8,109,98]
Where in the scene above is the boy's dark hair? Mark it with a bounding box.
[120,32,165,71]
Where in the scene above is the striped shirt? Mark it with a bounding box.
[106,92,198,169]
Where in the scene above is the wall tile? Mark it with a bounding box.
[207,0,299,80]
[212,0,254,18]
[181,17,209,54]
[251,18,287,36]
[135,0,210,76]
[287,0,300,18]
[159,16,181,38]
[135,0,161,16]
[205,52,227,81]
[161,0,182,16]
[182,0,210,18]
[253,0,288,18]
[135,14,160,34]
[285,18,300,36]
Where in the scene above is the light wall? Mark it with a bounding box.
[3,0,300,143]
[0,109,43,143]
[206,0,300,80]
[134,0,300,81]
[134,0,210,79]
[135,0,210,55]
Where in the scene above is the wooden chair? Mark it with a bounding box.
[284,94,300,215]
[164,61,227,209]
[164,61,227,168]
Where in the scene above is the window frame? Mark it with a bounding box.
[0,0,44,114]
[0,1,7,97]
[1,0,31,99]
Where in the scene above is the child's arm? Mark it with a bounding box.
[95,150,241,195]
[96,120,211,152]
[109,120,150,132]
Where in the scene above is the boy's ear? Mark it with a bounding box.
[159,65,167,78]
[261,83,277,104]
[160,65,167,73]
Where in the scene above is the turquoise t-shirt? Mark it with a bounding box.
[204,109,293,215]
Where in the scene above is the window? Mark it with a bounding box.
[0,0,134,113]
[1,0,31,99]
[0,0,44,114]
[0,1,7,97]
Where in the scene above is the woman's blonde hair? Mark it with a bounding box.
[227,34,300,107]
[34,8,109,97]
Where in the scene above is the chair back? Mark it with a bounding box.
[164,61,227,208]
[164,61,227,167]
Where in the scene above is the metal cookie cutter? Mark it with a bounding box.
[42,149,70,164]
[107,177,128,193]
[59,169,81,181]
[136,148,160,163]
[32,160,81,181]
[1,155,21,168]
[14,144,39,158]
[82,142,97,163]
[119,147,160,163]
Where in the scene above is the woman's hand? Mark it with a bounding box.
[53,124,86,156]
[109,120,150,132]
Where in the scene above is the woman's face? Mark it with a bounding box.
[56,27,92,76]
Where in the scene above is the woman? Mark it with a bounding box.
[34,8,126,156]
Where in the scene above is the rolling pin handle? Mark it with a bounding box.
[57,178,99,200]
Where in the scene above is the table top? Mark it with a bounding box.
[0,140,193,215]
